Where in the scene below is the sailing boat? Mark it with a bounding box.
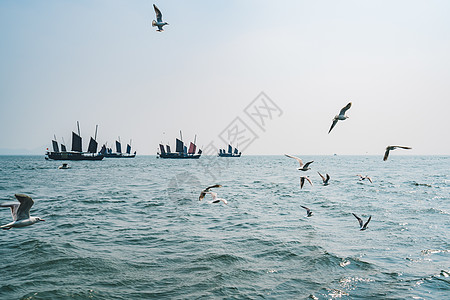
[158,131,202,159]
[45,122,104,160]
[100,138,136,158]
[218,144,241,157]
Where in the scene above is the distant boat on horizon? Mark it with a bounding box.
[45,122,104,161]
[157,131,202,159]
[218,144,241,157]
[100,138,136,158]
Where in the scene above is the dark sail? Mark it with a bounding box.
[71,132,82,152]
[52,140,59,152]
[100,144,107,154]
[61,144,67,152]
[228,145,232,154]
[234,148,238,155]
[184,146,187,154]
[126,144,131,154]
[188,142,196,154]
[176,138,184,153]
[159,144,166,155]
[198,149,202,155]
[116,141,122,153]
[87,137,98,153]
[166,145,171,153]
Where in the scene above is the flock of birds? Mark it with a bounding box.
[197,102,413,231]
[1,102,413,231]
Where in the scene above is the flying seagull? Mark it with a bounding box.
[199,184,222,201]
[383,145,412,161]
[285,154,314,171]
[318,172,330,185]
[204,191,228,205]
[356,174,372,183]
[0,194,45,230]
[152,4,169,32]
[328,102,352,134]
[352,213,371,231]
[301,205,313,217]
[300,176,313,189]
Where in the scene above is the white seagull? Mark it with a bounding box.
[285,154,314,171]
[0,194,45,230]
[318,172,330,185]
[328,102,352,134]
[383,145,412,161]
[152,4,169,32]
[356,174,372,183]
[204,191,228,205]
[300,176,313,189]
[199,184,222,201]
[301,205,313,217]
[352,213,371,231]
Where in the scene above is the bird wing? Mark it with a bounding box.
[15,194,34,220]
[328,118,338,134]
[285,154,303,167]
[300,205,310,214]
[363,216,372,229]
[206,184,222,191]
[352,213,363,228]
[153,4,163,22]
[305,177,313,186]
[396,146,412,150]
[318,172,325,181]
[367,177,373,183]
[199,191,206,201]
[303,161,314,169]
[325,174,330,183]
[300,177,305,189]
[339,102,352,116]
[208,191,218,200]
[383,148,390,161]
[0,202,20,221]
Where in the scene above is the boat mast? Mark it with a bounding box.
[180,130,183,142]
[77,121,81,136]
[94,125,98,141]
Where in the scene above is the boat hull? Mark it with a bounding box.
[158,153,201,159]
[46,151,104,161]
[103,153,136,158]
[218,153,241,157]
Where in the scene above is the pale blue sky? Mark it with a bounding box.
[1,0,449,155]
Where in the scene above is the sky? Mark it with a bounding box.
[1,0,449,155]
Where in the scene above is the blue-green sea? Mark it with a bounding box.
[0,155,449,299]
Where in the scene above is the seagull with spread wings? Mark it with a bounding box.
[301,205,313,217]
[300,176,313,189]
[199,184,222,201]
[1,194,45,230]
[383,145,412,161]
[356,174,372,183]
[152,4,169,32]
[328,102,352,134]
[318,172,330,185]
[352,213,371,231]
[285,154,314,171]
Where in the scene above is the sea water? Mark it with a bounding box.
[0,155,449,299]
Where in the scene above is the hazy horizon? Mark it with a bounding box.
[1,1,450,156]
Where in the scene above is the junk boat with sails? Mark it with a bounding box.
[218,144,241,157]
[158,131,202,159]
[100,138,136,158]
[45,122,104,160]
